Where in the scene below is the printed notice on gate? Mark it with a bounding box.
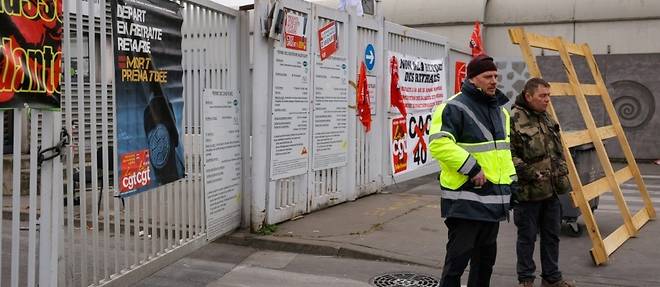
[387,51,447,112]
[202,89,241,241]
[270,47,311,180]
[390,111,434,175]
[313,55,348,171]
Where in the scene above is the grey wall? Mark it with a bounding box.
[531,54,660,160]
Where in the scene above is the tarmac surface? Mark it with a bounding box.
[139,163,660,286]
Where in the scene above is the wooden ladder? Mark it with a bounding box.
[508,27,656,265]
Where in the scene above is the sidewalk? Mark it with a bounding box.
[222,163,660,286]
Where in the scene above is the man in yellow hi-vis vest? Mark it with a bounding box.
[430,54,516,287]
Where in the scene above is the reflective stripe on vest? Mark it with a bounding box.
[458,141,510,153]
[441,189,511,204]
[446,100,494,141]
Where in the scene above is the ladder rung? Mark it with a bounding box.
[581,166,633,202]
[509,29,585,55]
[562,125,616,148]
[550,82,600,97]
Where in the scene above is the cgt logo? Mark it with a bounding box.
[119,149,152,193]
[121,166,151,191]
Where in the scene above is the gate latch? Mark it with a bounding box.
[38,128,70,167]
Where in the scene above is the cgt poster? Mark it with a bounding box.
[387,51,446,112]
[390,112,434,175]
[0,0,63,110]
[112,0,185,197]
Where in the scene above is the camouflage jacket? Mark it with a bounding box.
[510,99,571,201]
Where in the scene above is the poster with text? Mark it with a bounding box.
[112,0,185,197]
[317,21,337,60]
[313,55,348,171]
[1,0,63,110]
[366,75,376,115]
[283,11,307,51]
[270,47,310,180]
[202,89,241,241]
[390,112,434,175]
[387,51,446,112]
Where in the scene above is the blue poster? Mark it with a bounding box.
[112,0,185,197]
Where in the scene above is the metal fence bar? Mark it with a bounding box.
[27,111,39,287]
[168,179,173,248]
[133,192,140,266]
[51,112,64,286]
[99,0,112,281]
[0,111,3,282]
[11,109,23,287]
[74,0,88,285]
[142,192,148,261]
[38,112,54,287]
[62,4,75,284]
[151,189,157,256]
[88,0,100,281]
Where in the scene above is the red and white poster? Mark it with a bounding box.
[318,21,338,60]
[391,117,408,173]
[455,61,467,93]
[284,11,307,51]
[390,112,434,175]
[120,149,152,193]
[387,51,447,112]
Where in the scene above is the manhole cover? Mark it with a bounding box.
[370,272,441,287]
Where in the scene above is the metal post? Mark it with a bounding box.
[251,0,270,231]
[238,7,252,228]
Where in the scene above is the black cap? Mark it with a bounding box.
[467,54,497,79]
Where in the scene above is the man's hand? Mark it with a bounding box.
[471,170,486,187]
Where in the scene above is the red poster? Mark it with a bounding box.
[0,0,63,109]
[318,21,337,60]
[455,61,466,94]
[284,12,307,51]
[392,116,408,174]
[119,149,152,193]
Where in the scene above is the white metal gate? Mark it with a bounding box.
[1,110,63,287]
[0,1,239,286]
[353,15,384,198]
[254,0,449,226]
[381,21,448,186]
[257,0,353,225]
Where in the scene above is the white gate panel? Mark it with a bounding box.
[264,0,312,225]
[308,4,350,211]
[257,1,452,225]
[382,21,448,186]
[1,109,62,287]
[56,1,240,286]
[353,16,384,198]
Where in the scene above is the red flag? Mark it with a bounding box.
[389,56,407,117]
[469,21,484,57]
[455,61,467,93]
[357,61,372,132]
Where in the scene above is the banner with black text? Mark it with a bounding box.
[112,0,185,197]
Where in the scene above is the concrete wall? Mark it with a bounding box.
[537,54,660,160]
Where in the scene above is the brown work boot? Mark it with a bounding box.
[541,278,576,287]
[518,280,534,287]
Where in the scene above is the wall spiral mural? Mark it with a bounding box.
[609,80,655,129]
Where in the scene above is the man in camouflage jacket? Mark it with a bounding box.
[510,78,576,287]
